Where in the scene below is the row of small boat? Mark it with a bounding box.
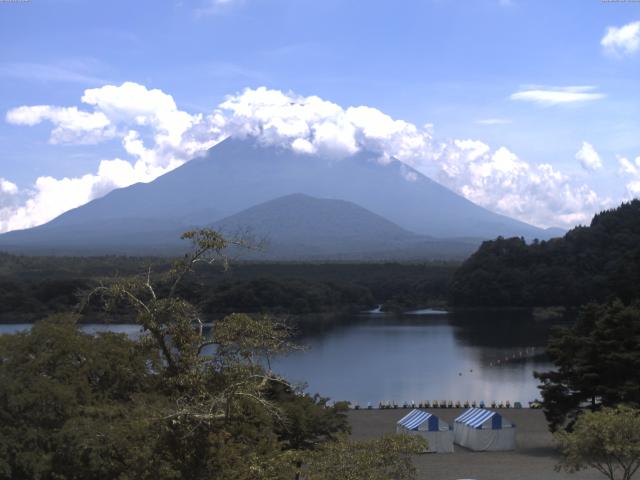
[351,400,531,410]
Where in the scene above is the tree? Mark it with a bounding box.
[303,434,427,480]
[0,314,160,480]
[555,405,640,480]
[535,300,640,431]
[266,381,350,451]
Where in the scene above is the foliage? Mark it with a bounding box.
[303,434,427,480]
[0,228,424,480]
[201,277,374,315]
[535,300,640,431]
[266,381,350,450]
[0,314,161,480]
[450,200,640,307]
[555,405,640,480]
[0,256,456,323]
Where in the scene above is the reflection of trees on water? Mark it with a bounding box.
[294,309,567,369]
[448,309,573,367]
[295,311,450,339]
[450,309,565,348]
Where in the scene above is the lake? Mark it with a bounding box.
[0,309,558,406]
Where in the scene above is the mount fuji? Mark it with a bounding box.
[0,137,558,258]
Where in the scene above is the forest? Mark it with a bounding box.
[449,200,640,307]
[0,254,456,324]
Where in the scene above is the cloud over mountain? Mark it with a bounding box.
[2,83,608,233]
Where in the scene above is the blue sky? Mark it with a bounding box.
[0,0,639,231]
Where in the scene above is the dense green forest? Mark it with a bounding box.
[0,254,456,323]
[449,200,640,307]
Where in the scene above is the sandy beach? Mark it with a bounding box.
[348,408,603,480]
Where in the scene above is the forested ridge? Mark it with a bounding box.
[450,200,640,307]
[0,256,456,323]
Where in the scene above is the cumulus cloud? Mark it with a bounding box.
[0,179,18,196]
[575,142,603,171]
[3,83,607,232]
[6,106,113,144]
[0,179,23,233]
[210,87,605,227]
[432,142,603,227]
[1,82,203,232]
[212,87,431,161]
[601,21,640,57]
[618,155,640,198]
[510,85,605,106]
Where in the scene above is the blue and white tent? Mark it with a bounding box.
[453,408,516,451]
[396,409,454,453]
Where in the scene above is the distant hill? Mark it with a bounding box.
[449,200,640,306]
[0,137,558,257]
[212,193,480,260]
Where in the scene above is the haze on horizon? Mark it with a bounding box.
[1,0,639,235]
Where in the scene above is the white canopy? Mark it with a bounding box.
[396,409,454,453]
[453,408,516,451]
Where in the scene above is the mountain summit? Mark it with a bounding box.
[0,137,555,257]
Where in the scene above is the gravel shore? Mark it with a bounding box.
[348,408,602,480]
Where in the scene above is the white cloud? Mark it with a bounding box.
[6,105,113,144]
[618,155,640,198]
[433,143,604,227]
[601,21,640,57]
[476,118,510,125]
[0,179,18,196]
[1,82,203,232]
[619,156,638,175]
[200,87,607,227]
[3,84,609,232]
[0,179,22,234]
[81,82,196,145]
[575,141,603,171]
[510,85,605,106]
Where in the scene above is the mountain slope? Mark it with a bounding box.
[213,193,419,248]
[0,137,554,256]
[211,193,480,260]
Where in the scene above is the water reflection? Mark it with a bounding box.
[272,309,559,405]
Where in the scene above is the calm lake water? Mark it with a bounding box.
[274,309,558,406]
[0,309,559,405]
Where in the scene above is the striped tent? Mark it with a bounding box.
[453,408,516,451]
[396,409,453,453]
